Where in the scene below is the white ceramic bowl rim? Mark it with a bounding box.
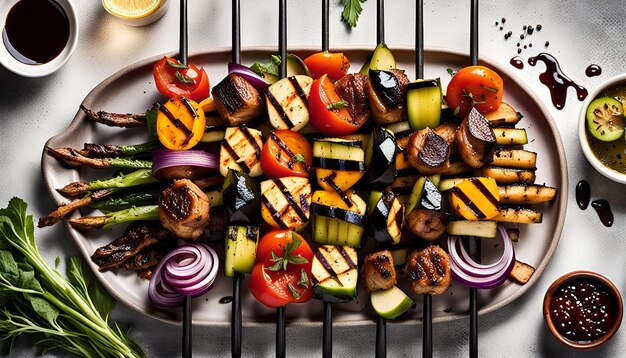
[0,0,79,77]
[579,73,626,184]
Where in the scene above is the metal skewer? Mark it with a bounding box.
[179,1,191,357]
[469,1,480,357]
[230,1,243,357]
[276,1,287,358]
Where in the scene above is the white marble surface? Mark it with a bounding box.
[1,0,625,357]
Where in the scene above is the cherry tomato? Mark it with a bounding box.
[249,230,314,308]
[309,74,363,136]
[153,56,210,103]
[304,52,350,81]
[260,130,312,178]
[445,65,503,118]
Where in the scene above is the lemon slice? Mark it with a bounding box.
[102,0,161,19]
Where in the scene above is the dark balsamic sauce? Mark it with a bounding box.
[575,180,590,210]
[510,56,524,70]
[586,64,602,77]
[549,278,616,344]
[219,296,234,304]
[591,200,613,227]
[2,0,70,65]
[528,53,588,110]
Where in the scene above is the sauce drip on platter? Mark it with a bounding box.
[528,53,588,110]
[575,180,590,210]
[219,296,233,304]
[586,64,602,77]
[591,200,613,227]
[549,278,617,344]
[2,0,70,65]
[510,56,524,70]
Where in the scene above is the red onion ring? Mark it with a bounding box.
[149,243,219,309]
[151,149,218,179]
[228,63,271,91]
[447,223,515,289]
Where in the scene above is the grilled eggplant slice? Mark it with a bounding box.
[456,107,497,168]
[212,74,264,126]
[483,102,522,126]
[260,177,312,230]
[406,128,451,175]
[219,126,264,177]
[222,169,261,225]
[266,75,313,131]
[224,226,259,277]
[364,126,397,188]
[311,245,358,303]
[313,138,365,196]
[367,190,404,244]
[367,69,409,124]
[310,189,366,247]
[497,184,558,205]
[362,250,397,292]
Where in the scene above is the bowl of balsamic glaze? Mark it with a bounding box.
[543,271,623,350]
[0,0,78,77]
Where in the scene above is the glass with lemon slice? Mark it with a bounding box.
[103,0,170,26]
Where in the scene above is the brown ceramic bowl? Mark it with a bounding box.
[543,271,623,350]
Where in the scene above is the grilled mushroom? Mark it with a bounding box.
[406,209,449,241]
[362,250,397,292]
[406,245,451,295]
[159,179,211,240]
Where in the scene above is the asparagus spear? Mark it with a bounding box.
[38,189,116,227]
[88,188,164,212]
[69,205,160,230]
[58,169,158,197]
[79,140,160,158]
[47,147,152,169]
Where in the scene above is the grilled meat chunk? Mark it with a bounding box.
[406,128,451,174]
[434,123,459,157]
[159,179,211,240]
[335,73,370,127]
[366,69,410,124]
[91,222,174,272]
[406,209,449,241]
[406,245,451,295]
[362,250,397,292]
[212,74,264,126]
[456,107,496,168]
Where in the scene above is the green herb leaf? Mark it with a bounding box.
[446,68,457,77]
[0,250,19,278]
[267,251,284,272]
[250,56,280,78]
[480,84,499,93]
[166,59,188,69]
[298,269,309,288]
[326,101,349,110]
[265,232,309,272]
[287,283,301,299]
[453,106,461,116]
[293,153,305,163]
[270,55,282,66]
[342,0,367,28]
[54,256,60,269]
[175,71,195,84]
[145,106,159,140]
[24,293,59,326]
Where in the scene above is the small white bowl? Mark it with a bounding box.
[578,73,626,184]
[0,0,79,77]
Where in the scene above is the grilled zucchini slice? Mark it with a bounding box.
[492,149,537,170]
[493,207,543,224]
[474,166,536,184]
[312,245,358,303]
[219,126,264,177]
[493,128,528,145]
[498,184,557,205]
[310,189,366,247]
[224,226,259,277]
[266,75,313,131]
[313,138,365,193]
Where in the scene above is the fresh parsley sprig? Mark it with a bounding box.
[342,0,367,28]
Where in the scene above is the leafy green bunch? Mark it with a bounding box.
[0,198,144,357]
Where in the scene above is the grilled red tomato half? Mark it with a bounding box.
[249,230,314,308]
[260,129,313,178]
[309,74,363,136]
[446,65,503,118]
[304,51,350,81]
[153,56,210,103]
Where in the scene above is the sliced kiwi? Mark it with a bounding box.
[586,97,625,141]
